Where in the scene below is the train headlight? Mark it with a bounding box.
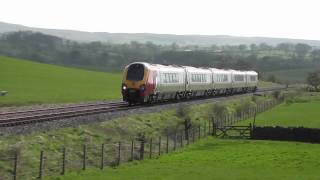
[122,85,127,90]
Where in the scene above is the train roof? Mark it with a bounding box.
[127,62,257,75]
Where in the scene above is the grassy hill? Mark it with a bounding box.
[59,138,320,180]
[0,56,121,106]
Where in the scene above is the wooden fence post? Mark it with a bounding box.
[13,151,18,180]
[139,140,145,160]
[149,138,153,159]
[213,123,216,136]
[253,109,257,127]
[38,150,44,179]
[100,144,104,169]
[82,145,86,170]
[187,128,190,145]
[192,127,195,142]
[166,135,169,153]
[249,123,253,138]
[198,125,201,139]
[158,136,161,156]
[231,114,234,124]
[62,147,66,174]
[131,140,134,161]
[174,133,177,151]
[118,142,121,165]
[204,122,207,137]
[211,118,215,136]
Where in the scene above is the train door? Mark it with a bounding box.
[184,67,189,93]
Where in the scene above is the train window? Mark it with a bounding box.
[163,74,167,83]
[191,74,207,83]
[234,75,244,81]
[162,73,179,84]
[126,64,144,81]
[223,74,228,82]
[173,74,179,83]
[250,76,256,81]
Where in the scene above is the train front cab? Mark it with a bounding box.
[121,63,155,104]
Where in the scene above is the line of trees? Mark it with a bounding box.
[1,31,320,80]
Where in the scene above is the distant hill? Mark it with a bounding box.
[1,21,320,46]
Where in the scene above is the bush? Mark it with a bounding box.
[234,100,256,117]
[272,91,281,99]
[284,90,310,105]
[209,103,228,120]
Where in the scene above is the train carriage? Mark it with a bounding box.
[231,70,247,93]
[122,62,186,104]
[185,66,213,97]
[154,64,186,101]
[246,71,258,92]
[210,68,232,95]
[121,62,258,104]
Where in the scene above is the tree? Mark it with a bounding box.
[276,43,294,54]
[295,43,312,58]
[238,44,248,52]
[306,71,320,91]
[250,44,258,51]
[234,59,252,70]
[176,105,192,141]
[267,74,277,83]
[259,43,272,51]
[209,103,228,122]
[311,50,320,62]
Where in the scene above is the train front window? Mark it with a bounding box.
[126,64,145,81]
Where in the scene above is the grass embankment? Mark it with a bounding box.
[0,56,121,106]
[58,137,320,180]
[0,95,271,179]
[238,92,320,128]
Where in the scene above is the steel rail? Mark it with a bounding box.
[0,101,126,116]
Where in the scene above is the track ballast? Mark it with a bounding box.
[0,86,287,127]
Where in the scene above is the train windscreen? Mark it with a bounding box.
[126,64,145,81]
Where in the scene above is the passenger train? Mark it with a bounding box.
[121,62,258,105]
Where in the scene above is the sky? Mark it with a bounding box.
[1,0,320,40]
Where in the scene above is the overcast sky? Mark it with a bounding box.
[1,0,319,40]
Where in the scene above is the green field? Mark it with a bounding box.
[57,137,320,180]
[238,94,320,128]
[0,56,122,106]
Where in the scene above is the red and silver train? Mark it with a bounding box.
[121,62,258,105]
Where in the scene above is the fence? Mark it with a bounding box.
[0,98,282,180]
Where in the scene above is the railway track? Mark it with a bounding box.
[0,86,288,127]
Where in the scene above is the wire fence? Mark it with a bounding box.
[0,98,282,180]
